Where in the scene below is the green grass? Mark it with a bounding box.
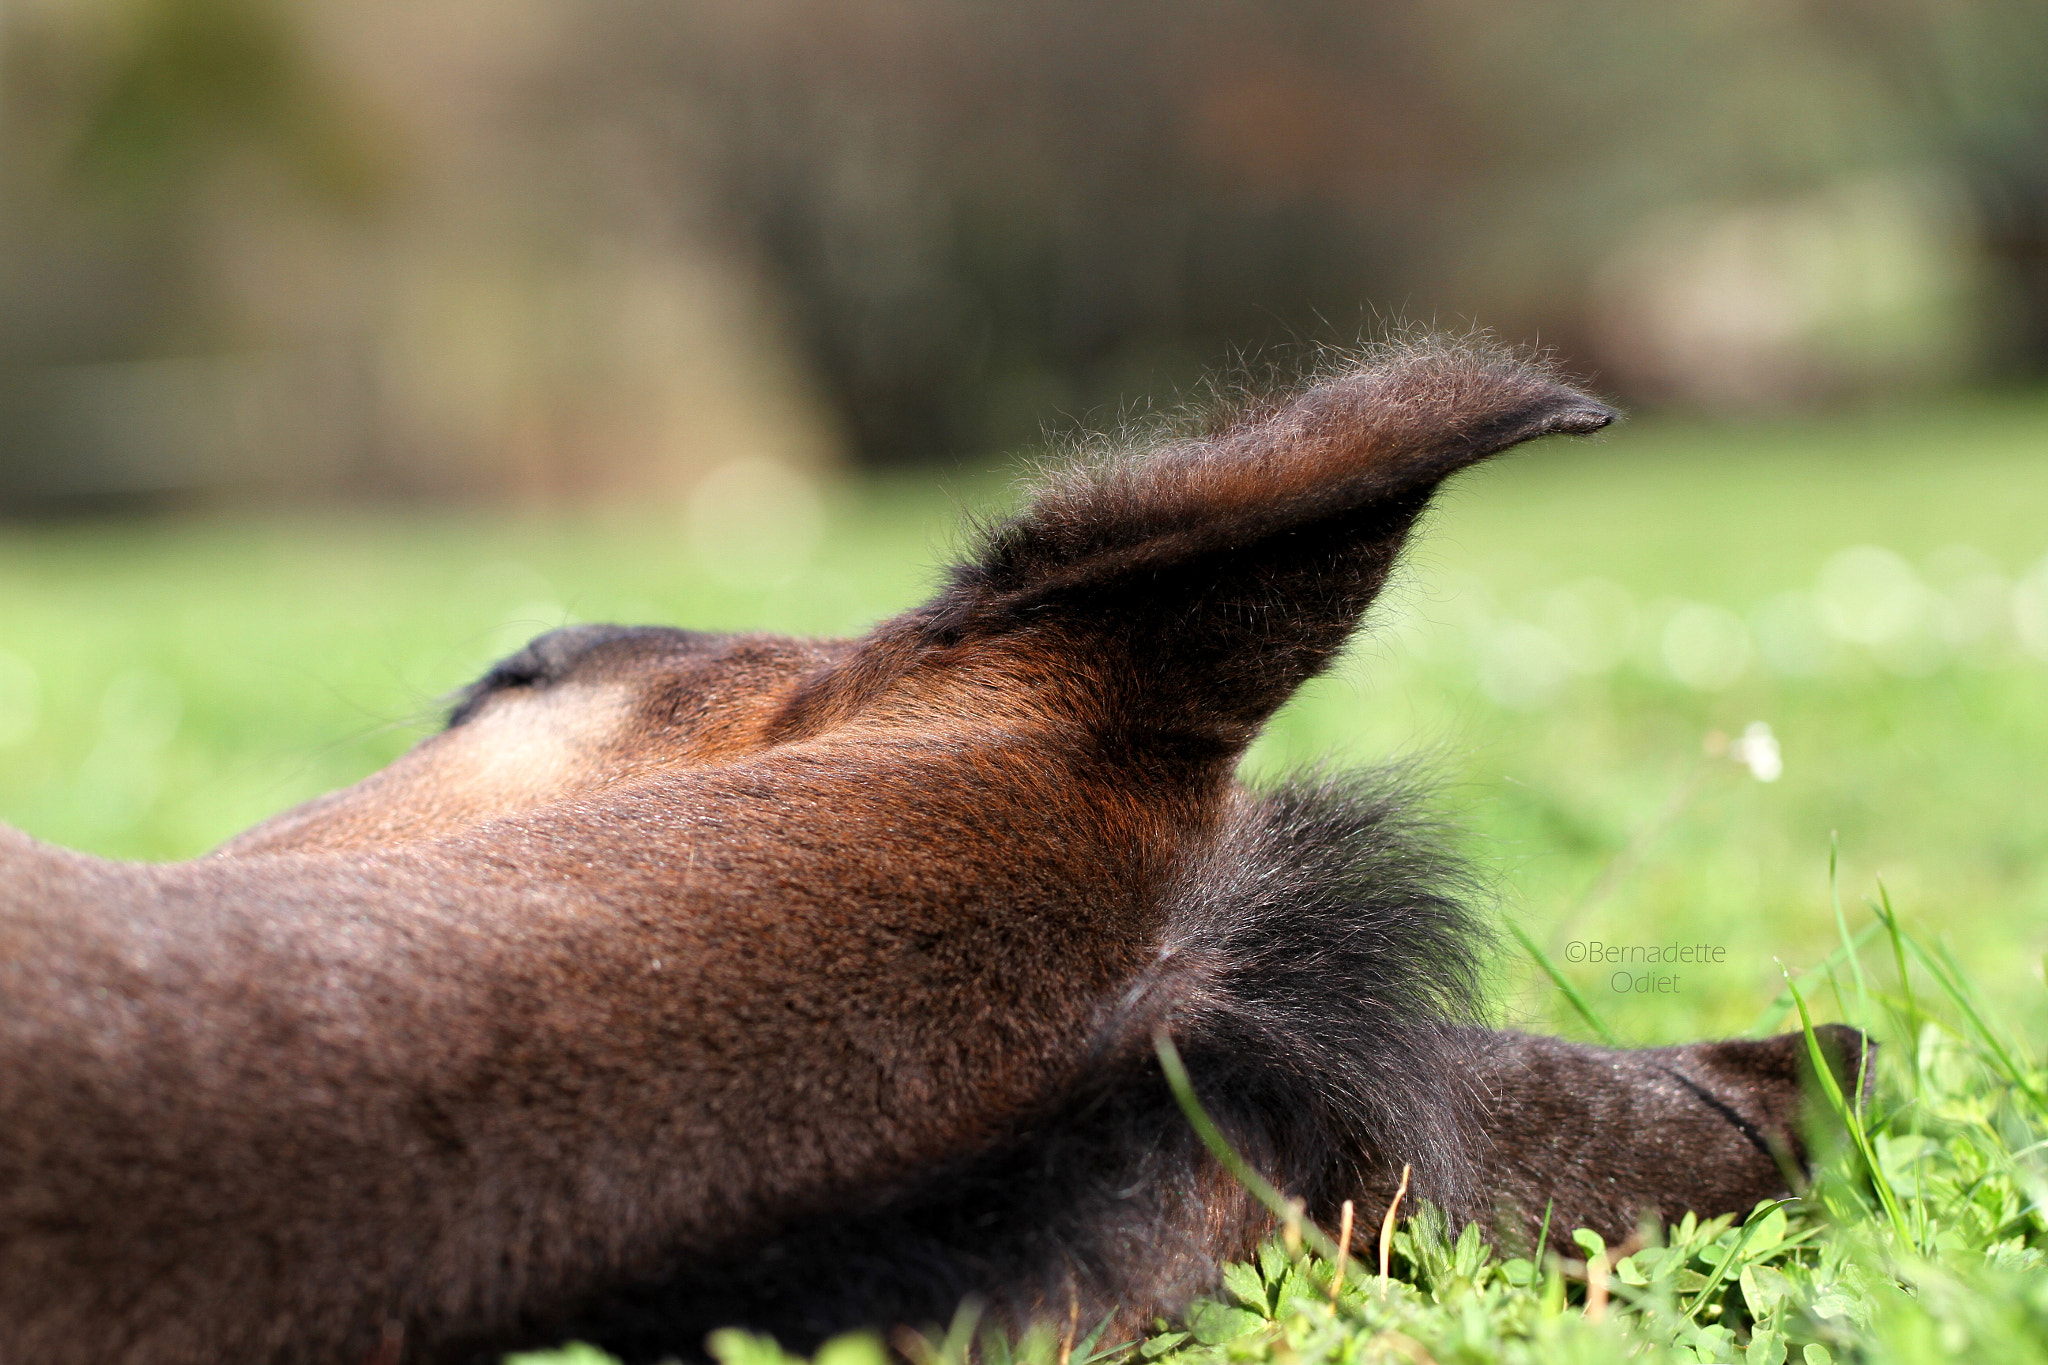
[3,391,2046,1362]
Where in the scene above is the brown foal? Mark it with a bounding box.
[0,340,1863,1365]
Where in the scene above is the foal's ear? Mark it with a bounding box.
[860,340,1613,753]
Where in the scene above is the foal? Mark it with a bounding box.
[0,340,1860,1364]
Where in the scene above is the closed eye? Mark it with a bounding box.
[446,656,549,728]
[447,629,610,728]
[445,624,722,729]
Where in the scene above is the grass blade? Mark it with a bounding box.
[1509,920,1618,1046]
[1903,934,2042,1106]
[1872,882,1921,1093]
[1830,834,1873,1028]
[1684,1199,1787,1321]
[1153,1030,1341,1261]
[1741,921,1882,1038]
[1782,966,1914,1246]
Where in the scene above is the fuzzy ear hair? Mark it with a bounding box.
[896,340,1614,752]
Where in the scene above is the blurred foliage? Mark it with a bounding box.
[557,0,2048,455]
[0,0,2045,499]
[68,0,379,206]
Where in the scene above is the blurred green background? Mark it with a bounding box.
[1,0,2045,1042]
[5,0,2048,500]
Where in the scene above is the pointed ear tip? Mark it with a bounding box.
[1546,402,1619,436]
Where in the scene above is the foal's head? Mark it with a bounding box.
[219,626,849,854]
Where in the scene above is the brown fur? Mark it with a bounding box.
[0,340,1865,1364]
